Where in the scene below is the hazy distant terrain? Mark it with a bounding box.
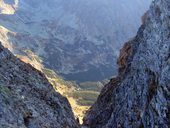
[0,0,151,82]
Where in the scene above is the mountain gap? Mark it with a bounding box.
[1,0,169,128]
[0,0,152,123]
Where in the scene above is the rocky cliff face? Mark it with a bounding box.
[0,42,79,127]
[0,0,151,82]
[83,0,170,127]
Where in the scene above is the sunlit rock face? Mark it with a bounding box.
[83,0,170,127]
[0,0,151,82]
[0,0,18,14]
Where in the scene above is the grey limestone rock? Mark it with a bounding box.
[0,43,79,128]
[83,0,170,127]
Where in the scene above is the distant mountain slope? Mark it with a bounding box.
[0,0,151,82]
[0,42,79,127]
[83,0,170,127]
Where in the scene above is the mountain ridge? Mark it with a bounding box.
[0,41,79,127]
[0,0,151,82]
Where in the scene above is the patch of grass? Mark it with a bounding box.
[78,79,109,92]
[34,56,42,63]
[42,68,76,88]
[0,86,12,104]
[68,91,99,106]
[78,99,95,106]
[79,82,103,92]
[0,86,11,96]
[42,68,56,78]
[24,49,43,63]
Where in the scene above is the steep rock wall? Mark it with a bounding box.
[83,0,170,127]
[0,42,79,128]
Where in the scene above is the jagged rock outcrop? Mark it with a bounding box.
[83,0,170,127]
[0,42,79,127]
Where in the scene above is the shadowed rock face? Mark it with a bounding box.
[83,0,170,127]
[0,42,79,128]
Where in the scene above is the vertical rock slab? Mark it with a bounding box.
[83,0,170,127]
